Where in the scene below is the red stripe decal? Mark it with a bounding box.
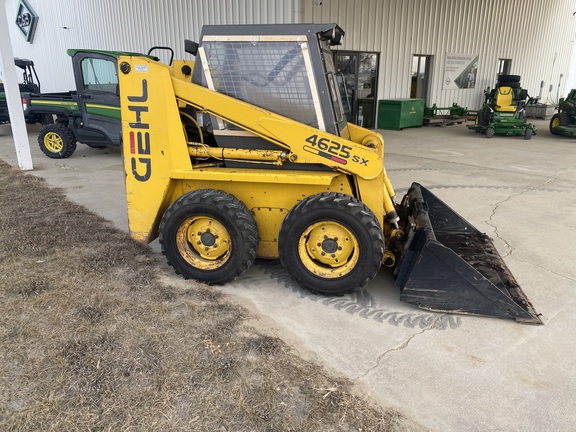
[129,131,135,154]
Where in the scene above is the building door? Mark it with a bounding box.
[334,51,379,128]
[411,55,432,102]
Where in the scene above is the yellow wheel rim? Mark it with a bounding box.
[475,116,479,125]
[551,117,560,129]
[44,132,64,153]
[298,221,359,278]
[176,216,231,270]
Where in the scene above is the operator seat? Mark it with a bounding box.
[494,86,517,112]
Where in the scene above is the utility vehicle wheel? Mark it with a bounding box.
[485,127,495,138]
[524,127,533,140]
[159,189,259,284]
[38,124,77,158]
[278,193,384,295]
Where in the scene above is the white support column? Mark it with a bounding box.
[0,0,33,170]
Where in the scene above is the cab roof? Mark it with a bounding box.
[66,49,158,60]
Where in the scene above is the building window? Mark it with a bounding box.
[498,59,512,76]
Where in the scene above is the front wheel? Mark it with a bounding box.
[159,189,259,285]
[549,113,570,134]
[524,127,533,140]
[278,193,384,295]
[485,127,495,138]
[38,123,77,158]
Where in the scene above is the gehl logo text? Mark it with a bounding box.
[127,79,151,182]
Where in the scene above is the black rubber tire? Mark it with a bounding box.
[478,105,492,126]
[41,114,54,126]
[498,74,521,83]
[38,123,77,159]
[485,127,495,138]
[549,112,570,134]
[524,127,533,140]
[278,193,384,295]
[497,82,520,89]
[159,189,259,285]
[549,114,561,135]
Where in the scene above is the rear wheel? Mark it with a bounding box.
[159,189,259,284]
[278,193,384,295]
[38,123,77,158]
[478,105,491,126]
[485,127,495,138]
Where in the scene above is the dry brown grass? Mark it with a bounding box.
[0,160,404,431]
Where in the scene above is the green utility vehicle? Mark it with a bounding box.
[24,48,167,158]
[0,58,40,124]
[22,50,128,158]
[549,89,576,137]
[468,74,536,139]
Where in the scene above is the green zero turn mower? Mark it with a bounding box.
[468,74,536,139]
[550,89,576,137]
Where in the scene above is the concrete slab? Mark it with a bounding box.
[1,119,575,431]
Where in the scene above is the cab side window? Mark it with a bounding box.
[81,58,118,94]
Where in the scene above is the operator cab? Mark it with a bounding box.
[189,24,348,169]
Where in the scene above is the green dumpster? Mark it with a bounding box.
[377,98,425,130]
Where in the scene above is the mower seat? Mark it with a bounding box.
[494,86,517,112]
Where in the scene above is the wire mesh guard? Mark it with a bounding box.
[202,41,318,129]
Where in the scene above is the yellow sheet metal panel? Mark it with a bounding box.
[174,173,356,258]
[118,55,192,243]
[171,168,341,185]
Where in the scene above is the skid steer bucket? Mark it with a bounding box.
[395,183,542,324]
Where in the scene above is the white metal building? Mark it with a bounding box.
[4,0,576,119]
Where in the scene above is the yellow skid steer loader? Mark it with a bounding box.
[111,24,540,323]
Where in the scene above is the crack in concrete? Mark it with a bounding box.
[510,256,576,283]
[354,316,441,382]
[486,177,556,258]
